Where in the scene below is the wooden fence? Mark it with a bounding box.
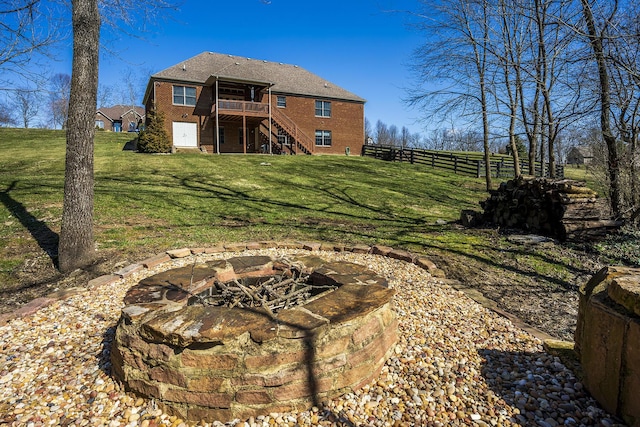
[361,145,564,179]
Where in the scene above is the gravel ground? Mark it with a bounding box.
[0,249,624,427]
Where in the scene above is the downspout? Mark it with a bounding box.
[215,77,220,155]
[268,85,272,155]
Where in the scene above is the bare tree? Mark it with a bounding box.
[97,82,114,108]
[1,0,178,271]
[364,117,373,142]
[410,0,494,190]
[0,0,62,76]
[388,124,399,146]
[578,0,623,217]
[49,73,71,129]
[11,87,39,128]
[602,5,640,219]
[400,126,411,148]
[492,0,524,177]
[375,119,389,145]
[59,0,177,271]
[58,0,100,272]
[0,100,16,126]
[407,131,424,148]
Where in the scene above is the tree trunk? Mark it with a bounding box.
[498,1,521,179]
[540,109,546,177]
[481,84,492,190]
[58,0,100,272]
[477,0,492,191]
[579,0,622,217]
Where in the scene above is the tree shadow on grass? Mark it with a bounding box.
[94,171,591,300]
[0,181,59,268]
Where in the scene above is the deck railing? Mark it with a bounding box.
[212,101,270,115]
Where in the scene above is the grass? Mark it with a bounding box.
[0,128,488,289]
[4,128,640,340]
[563,164,602,192]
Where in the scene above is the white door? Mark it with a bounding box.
[172,122,198,147]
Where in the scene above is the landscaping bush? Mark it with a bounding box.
[137,107,170,153]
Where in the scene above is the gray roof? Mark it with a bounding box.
[96,105,145,122]
[147,52,365,103]
[569,146,593,158]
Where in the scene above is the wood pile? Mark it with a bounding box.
[479,177,622,241]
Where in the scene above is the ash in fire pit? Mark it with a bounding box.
[111,255,398,423]
[187,260,338,314]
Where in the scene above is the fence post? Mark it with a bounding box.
[410,149,414,164]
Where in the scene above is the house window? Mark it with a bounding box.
[217,127,225,144]
[277,96,286,108]
[173,85,197,106]
[315,130,332,146]
[95,120,104,129]
[315,100,331,117]
[238,128,244,146]
[128,121,136,132]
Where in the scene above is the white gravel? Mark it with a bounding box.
[0,249,624,427]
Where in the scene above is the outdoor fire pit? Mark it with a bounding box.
[111,255,398,422]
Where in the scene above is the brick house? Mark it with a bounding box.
[142,52,366,155]
[95,105,145,132]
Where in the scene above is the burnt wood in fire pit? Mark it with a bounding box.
[186,259,339,315]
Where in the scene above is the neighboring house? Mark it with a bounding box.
[142,52,366,155]
[566,146,594,165]
[95,105,145,132]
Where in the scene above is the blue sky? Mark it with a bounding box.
[5,0,428,134]
[94,0,427,135]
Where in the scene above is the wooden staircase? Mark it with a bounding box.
[269,108,314,155]
[258,125,285,154]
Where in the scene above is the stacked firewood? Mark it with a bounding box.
[478,177,622,241]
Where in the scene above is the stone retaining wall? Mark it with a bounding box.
[575,266,640,427]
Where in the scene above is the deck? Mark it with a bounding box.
[211,100,270,120]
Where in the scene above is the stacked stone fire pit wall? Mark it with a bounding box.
[111,254,398,422]
[476,177,620,241]
[575,266,640,426]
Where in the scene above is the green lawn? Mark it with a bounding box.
[563,164,604,195]
[0,128,488,288]
[6,128,639,341]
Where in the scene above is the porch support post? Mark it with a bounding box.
[215,77,220,155]
[268,86,272,155]
[243,114,247,154]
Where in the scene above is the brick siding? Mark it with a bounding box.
[147,80,364,155]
